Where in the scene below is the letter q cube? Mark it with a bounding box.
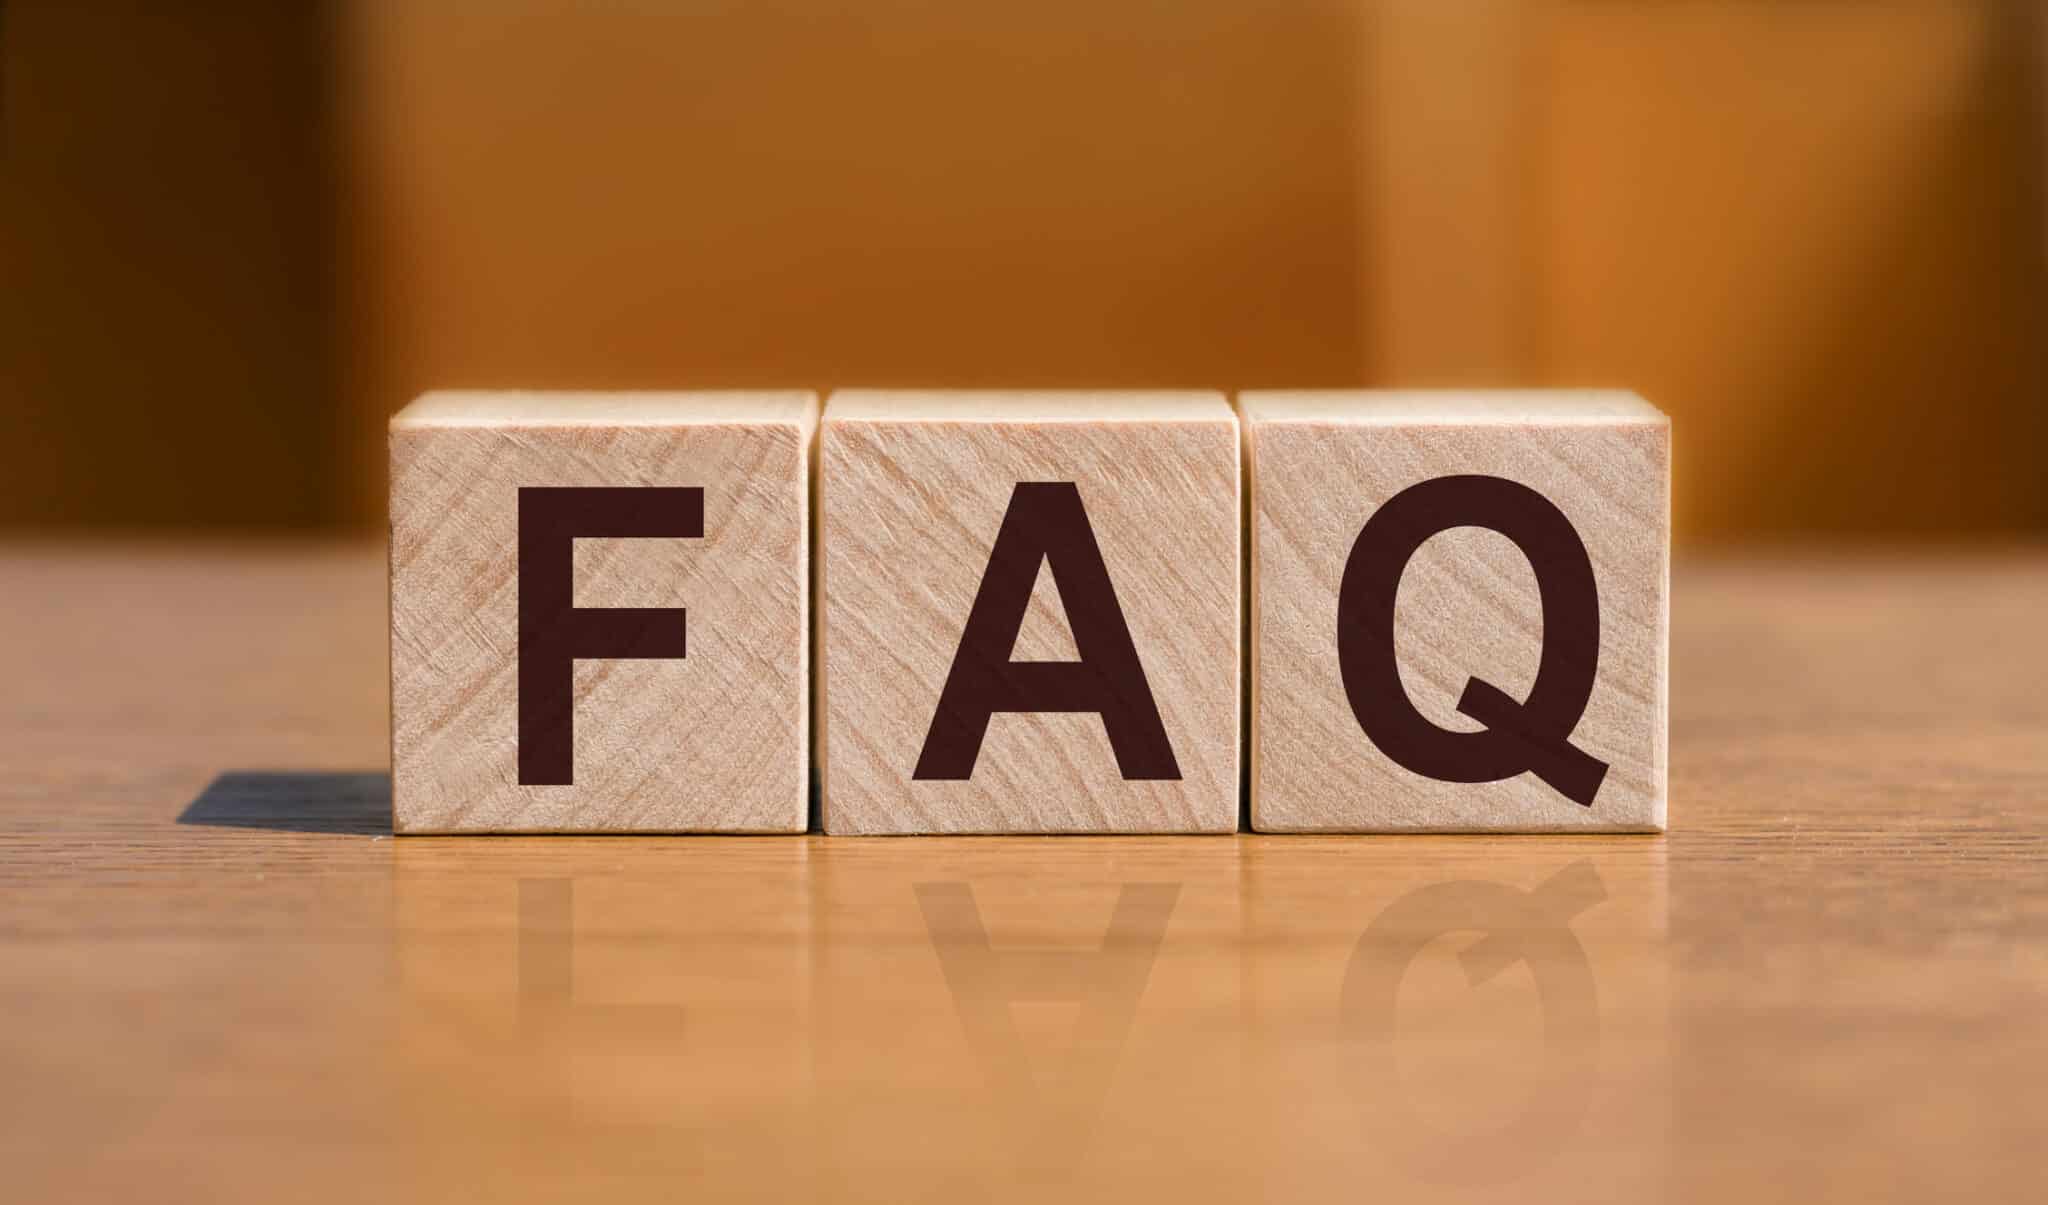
[1243,391,1669,832]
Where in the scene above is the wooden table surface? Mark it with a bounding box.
[2,544,2043,1203]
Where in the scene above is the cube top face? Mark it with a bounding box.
[394,390,819,431]
[820,390,1241,834]
[825,389,1237,424]
[1238,389,1665,427]
[1244,390,1669,833]
[389,391,816,833]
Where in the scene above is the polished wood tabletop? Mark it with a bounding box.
[2,544,2043,1203]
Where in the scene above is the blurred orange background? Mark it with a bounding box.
[3,0,2042,544]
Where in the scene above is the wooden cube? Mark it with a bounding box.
[818,390,1240,834]
[1243,390,1668,832]
[389,391,815,833]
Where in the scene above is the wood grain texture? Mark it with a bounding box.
[1244,390,1669,832]
[1,545,2045,1203]
[818,391,1240,833]
[388,392,814,832]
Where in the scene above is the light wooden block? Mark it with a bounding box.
[1244,390,1668,832]
[389,391,815,833]
[818,390,1240,834]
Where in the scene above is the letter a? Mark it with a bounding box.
[914,482,1180,781]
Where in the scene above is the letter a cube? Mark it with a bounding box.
[389,392,815,832]
[819,391,1240,833]
[1243,391,1669,832]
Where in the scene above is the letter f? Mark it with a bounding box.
[517,486,703,785]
